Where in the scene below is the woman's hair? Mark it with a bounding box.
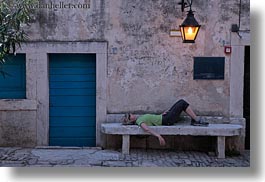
[122,113,135,125]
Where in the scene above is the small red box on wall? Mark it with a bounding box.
[224,46,232,54]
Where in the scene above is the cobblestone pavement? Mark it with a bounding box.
[0,147,250,167]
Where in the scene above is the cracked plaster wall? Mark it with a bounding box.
[25,0,250,116]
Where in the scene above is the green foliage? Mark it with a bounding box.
[0,0,38,64]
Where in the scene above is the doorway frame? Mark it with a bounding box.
[230,32,250,151]
[19,41,108,147]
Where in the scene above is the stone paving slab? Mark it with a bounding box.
[0,147,250,167]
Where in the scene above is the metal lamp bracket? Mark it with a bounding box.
[178,0,193,12]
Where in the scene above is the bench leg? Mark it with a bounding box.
[217,136,225,159]
[122,135,130,155]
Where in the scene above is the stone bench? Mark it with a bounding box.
[101,123,243,158]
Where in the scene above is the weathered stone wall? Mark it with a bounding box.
[0,0,250,149]
[26,0,249,116]
[0,100,37,147]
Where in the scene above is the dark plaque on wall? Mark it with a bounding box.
[193,57,225,80]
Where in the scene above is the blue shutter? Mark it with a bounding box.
[49,54,96,147]
[0,54,26,99]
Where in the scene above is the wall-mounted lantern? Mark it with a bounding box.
[179,0,201,43]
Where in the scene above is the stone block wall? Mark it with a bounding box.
[0,100,37,147]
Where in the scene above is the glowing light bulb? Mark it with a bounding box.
[188,27,193,34]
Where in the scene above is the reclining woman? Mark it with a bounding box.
[123,99,209,146]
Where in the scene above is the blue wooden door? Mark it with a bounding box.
[49,54,96,147]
